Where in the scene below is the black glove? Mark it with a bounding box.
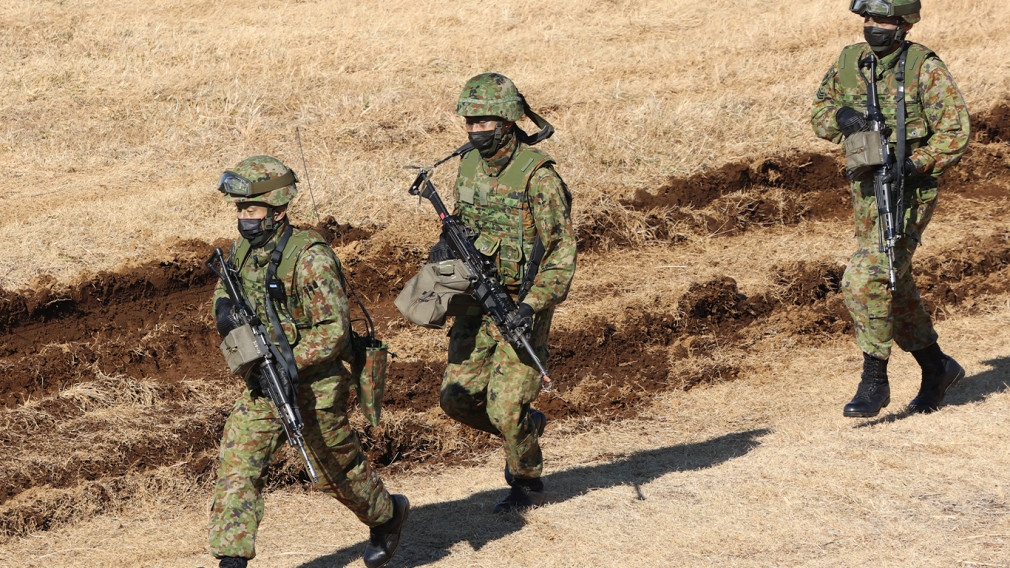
[901,157,919,178]
[215,296,239,337]
[428,235,456,263]
[514,303,534,331]
[836,106,868,137]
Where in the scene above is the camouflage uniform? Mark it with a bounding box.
[811,42,969,360]
[441,74,577,489]
[208,157,399,563]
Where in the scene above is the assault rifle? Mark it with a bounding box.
[860,54,903,291]
[206,248,320,482]
[408,144,554,392]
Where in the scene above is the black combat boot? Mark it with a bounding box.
[908,343,965,413]
[843,353,891,417]
[363,494,410,568]
[504,408,547,487]
[493,476,547,514]
[218,558,248,568]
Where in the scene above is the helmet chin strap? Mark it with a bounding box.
[262,206,279,232]
[894,26,908,45]
[247,207,287,248]
[492,121,510,153]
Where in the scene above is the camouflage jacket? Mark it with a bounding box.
[212,222,351,378]
[811,41,970,178]
[453,133,577,313]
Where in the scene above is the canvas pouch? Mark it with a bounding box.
[844,130,886,181]
[219,323,266,376]
[395,259,478,329]
[349,333,389,427]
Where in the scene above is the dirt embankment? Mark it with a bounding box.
[2,104,1009,541]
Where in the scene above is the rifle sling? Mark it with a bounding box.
[517,236,544,304]
[265,225,300,384]
[894,42,910,233]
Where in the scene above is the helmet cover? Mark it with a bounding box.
[456,73,525,122]
[219,155,298,206]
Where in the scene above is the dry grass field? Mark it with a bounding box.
[2,0,1010,566]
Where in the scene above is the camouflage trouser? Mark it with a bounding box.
[208,372,393,560]
[841,180,941,360]
[440,309,553,480]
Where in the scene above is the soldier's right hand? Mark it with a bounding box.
[836,106,869,137]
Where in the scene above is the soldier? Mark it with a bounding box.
[433,73,576,512]
[208,155,408,568]
[811,0,969,417]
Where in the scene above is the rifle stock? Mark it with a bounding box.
[206,248,320,482]
[408,153,554,392]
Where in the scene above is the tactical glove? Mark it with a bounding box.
[836,106,869,137]
[514,303,534,331]
[428,235,456,263]
[214,296,239,337]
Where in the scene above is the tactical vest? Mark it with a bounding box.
[229,227,334,348]
[455,144,554,287]
[836,42,934,152]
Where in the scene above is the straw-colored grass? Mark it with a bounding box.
[1,0,1007,289]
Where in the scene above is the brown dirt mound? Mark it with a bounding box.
[577,112,1010,252]
[629,152,845,211]
[576,152,849,251]
[0,241,226,409]
[971,101,1010,144]
[5,140,1010,540]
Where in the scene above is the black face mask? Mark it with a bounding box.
[864,26,902,53]
[238,217,275,248]
[467,129,500,158]
[468,122,514,159]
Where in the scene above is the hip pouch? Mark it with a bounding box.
[844,130,886,182]
[350,332,389,427]
[346,278,394,427]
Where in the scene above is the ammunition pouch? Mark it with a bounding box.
[844,130,886,182]
[349,332,390,427]
[395,259,479,329]
[219,323,266,377]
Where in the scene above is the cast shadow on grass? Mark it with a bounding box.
[294,428,769,568]
[857,355,1010,428]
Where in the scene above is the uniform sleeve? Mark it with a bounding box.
[523,165,577,313]
[911,57,970,177]
[290,244,351,371]
[811,63,846,144]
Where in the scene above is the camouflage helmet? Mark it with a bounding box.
[456,73,525,122]
[218,155,298,207]
[850,0,921,24]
